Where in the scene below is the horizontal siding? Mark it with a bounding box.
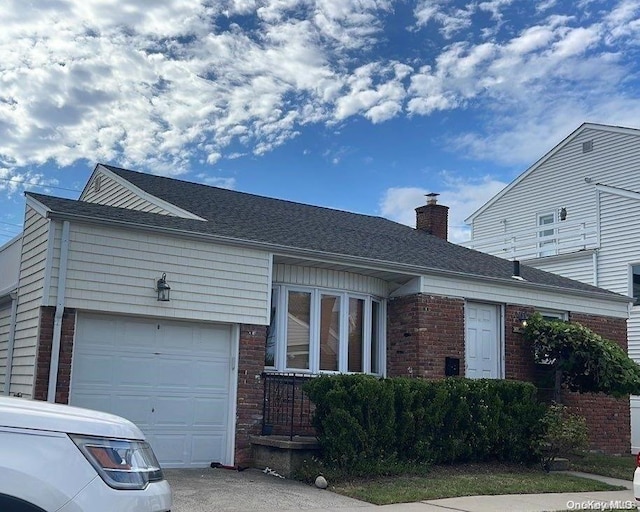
[597,193,640,295]
[629,313,640,364]
[0,236,21,293]
[472,128,640,245]
[60,223,271,325]
[0,303,11,394]
[526,252,596,286]
[82,172,172,215]
[11,207,49,398]
[273,264,390,297]
[419,274,628,319]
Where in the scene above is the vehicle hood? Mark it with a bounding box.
[0,397,145,440]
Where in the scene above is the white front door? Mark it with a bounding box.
[465,303,501,379]
[70,313,235,468]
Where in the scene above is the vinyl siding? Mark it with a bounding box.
[526,252,596,286]
[471,127,640,246]
[51,223,271,325]
[11,207,50,398]
[0,302,11,394]
[0,235,21,293]
[420,274,627,319]
[81,172,173,215]
[273,264,390,297]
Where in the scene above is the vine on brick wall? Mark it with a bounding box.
[523,312,640,398]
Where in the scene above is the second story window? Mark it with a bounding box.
[537,212,557,257]
[631,265,640,306]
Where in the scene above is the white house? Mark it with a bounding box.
[464,122,640,452]
[0,163,632,469]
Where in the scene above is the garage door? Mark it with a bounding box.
[70,313,234,468]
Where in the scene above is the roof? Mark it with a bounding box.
[25,164,628,300]
[465,122,640,223]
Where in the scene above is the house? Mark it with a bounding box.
[0,163,632,469]
[464,122,640,453]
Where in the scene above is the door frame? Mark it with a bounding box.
[464,301,505,379]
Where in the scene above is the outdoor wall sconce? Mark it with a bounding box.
[513,312,529,333]
[156,273,171,302]
[559,207,567,221]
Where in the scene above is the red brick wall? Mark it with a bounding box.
[563,313,630,454]
[504,305,536,382]
[387,294,464,379]
[415,204,449,240]
[234,324,267,467]
[34,306,75,403]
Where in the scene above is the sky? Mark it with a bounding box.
[1,0,640,245]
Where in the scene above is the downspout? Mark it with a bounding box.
[3,290,18,395]
[48,221,70,403]
[593,188,601,287]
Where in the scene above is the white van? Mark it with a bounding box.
[0,396,172,511]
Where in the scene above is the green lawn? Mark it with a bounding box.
[568,452,635,481]
[329,463,624,505]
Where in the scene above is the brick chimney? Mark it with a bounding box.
[415,193,449,240]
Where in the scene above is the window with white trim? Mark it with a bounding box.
[265,285,385,375]
[631,265,640,306]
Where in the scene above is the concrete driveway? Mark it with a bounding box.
[165,468,371,512]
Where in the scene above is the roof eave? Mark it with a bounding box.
[44,209,630,305]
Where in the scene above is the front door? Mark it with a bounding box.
[465,303,501,379]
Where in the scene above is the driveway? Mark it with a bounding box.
[165,468,371,512]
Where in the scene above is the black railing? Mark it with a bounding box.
[261,372,315,439]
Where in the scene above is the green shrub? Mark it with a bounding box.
[537,403,588,472]
[303,375,545,471]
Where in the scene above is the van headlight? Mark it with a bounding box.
[70,434,164,490]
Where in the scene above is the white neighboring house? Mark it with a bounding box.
[464,122,640,452]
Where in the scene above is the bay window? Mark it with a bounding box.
[265,285,385,375]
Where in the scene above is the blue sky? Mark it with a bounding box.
[1,0,640,244]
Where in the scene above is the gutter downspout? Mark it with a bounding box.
[593,188,601,287]
[48,221,70,403]
[3,290,18,395]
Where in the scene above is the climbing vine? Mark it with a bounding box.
[523,312,640,398]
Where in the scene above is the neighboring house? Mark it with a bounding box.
[464,122,640,453]
[0,163,632,469]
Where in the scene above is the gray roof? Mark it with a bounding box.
[26,164,626,299]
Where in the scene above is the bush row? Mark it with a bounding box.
[304,375,545,469]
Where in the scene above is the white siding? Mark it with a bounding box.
[12,207,50,397]
[0,235,21,293]
[629,314,640,363]
[526,252,596,286]
[471,127,640,251]
[419,274,628,319]
[0,302,11,393]
[273,263,390,297]
[81,172,173,215]
[51,223,271,326]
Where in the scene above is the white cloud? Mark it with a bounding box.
[195,173,237,189]
[379,174,508,243]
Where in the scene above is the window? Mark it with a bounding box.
[537,212,557,257]
[631,265,640,306]
[266,285,385,375]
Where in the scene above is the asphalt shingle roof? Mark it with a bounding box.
[26,164,627,299]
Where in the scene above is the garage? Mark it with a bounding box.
[70,313,236,468]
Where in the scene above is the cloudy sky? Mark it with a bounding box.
[1,0,639,244]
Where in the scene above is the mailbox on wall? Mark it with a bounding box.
[445,357,460,377]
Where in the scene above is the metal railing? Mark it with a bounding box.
[261,372,316,439]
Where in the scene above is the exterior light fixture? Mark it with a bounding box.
[559,207,567,221]
[513,311,529,333]
[156,273,171,302]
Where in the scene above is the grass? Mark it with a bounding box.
[567,452,636,481]
[324,463,624,505]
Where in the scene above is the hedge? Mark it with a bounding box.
[304,375,545,469]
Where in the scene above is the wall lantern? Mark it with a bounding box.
[559,207,567,221]
[156,273,171,302]
[513,311,529,333]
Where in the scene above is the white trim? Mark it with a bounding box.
[91,165,207,221]
[41,220,57,307]
[227,323,240,467]
[596,183,640,202]
[48,221,70,403]
[3,291,18,395]
[465,123,640,223]
[25,195,51,218]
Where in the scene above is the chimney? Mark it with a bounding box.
[415,193,449,240]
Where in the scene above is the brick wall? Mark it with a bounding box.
[387,294,464,379]
[504,305,536,382]
[563,313,630,454]
[34,306,76,403]
[235,324,268,467]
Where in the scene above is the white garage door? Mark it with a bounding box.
[70,313,235,468]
